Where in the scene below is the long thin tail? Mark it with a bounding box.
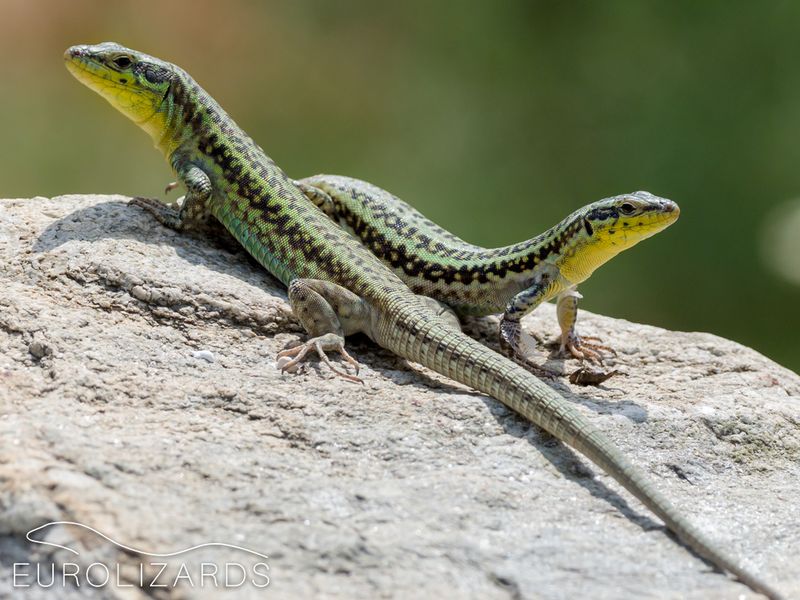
[383,302,784,600]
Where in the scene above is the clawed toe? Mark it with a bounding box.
[277,335,363,384]
[129,196,161,210]
[165,181,180,194]
[560,333,616,364]
[276,342,313,371]
[129,196,183,230]
[129,195,171,216]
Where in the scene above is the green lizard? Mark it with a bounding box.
[294,175,675,366]
[64,42,784,599]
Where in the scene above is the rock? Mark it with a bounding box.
[191,349,216,364]
[0,194,798,599]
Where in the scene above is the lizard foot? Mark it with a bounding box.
[499,318,555,375]
[277,333,363,384]
[164,181,180,194]
[560,332,617,364]
[129,196,182,230]
[499,317,522,357]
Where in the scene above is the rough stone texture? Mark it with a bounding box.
[1,194,799,600]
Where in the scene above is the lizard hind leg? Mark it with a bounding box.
[277,279,370,384]
[416,296,461,332]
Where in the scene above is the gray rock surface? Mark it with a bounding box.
[1,194,799,599]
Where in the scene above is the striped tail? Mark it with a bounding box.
[381,300,783,600]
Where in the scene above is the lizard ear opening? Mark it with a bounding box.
[583,217,594,237]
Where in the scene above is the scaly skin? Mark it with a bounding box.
[296,175,676,365]
[64,42,784,599]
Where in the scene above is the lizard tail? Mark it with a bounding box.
[382,302,784,600]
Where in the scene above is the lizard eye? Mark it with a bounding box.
[112,55,133,69]
[619,202,636,215]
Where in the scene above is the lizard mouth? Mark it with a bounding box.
[65,46,113,83]
[614,211,679,246]
[624,202,681,234]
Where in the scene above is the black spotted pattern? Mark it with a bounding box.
[160,72,411,298]
[325,183,621,287]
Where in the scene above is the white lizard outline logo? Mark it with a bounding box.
[26,521,269,560]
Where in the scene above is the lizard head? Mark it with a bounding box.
[65,42,175,140]
[557,191,680,283]
[583,191,679,247]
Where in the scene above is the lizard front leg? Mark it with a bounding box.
[130,163,214,232]
[499,266,559,364]
[277,279,371,384]
[501,264,616,366]
[556,288,616,363]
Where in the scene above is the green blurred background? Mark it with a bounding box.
[1,1,799,371]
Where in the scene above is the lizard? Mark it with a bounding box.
[294,174,673,367]
[64,42,784,599]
